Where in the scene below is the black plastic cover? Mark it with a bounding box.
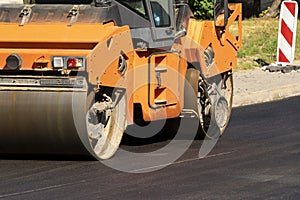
[35,0,93,4]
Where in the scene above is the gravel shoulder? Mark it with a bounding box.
[233,67,300,107]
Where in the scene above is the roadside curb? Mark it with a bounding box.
[233,83,300,107]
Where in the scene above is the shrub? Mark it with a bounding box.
[189,0,214,20]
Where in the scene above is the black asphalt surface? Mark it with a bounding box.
[0,96,299,200]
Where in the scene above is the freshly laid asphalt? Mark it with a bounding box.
[0,96,299,200]
[0,68,299,200]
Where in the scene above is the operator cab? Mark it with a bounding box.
[113,0,176,49]
[114,0,192,49]
[115,0,171,27]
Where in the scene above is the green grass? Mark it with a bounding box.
[235,18,300,70]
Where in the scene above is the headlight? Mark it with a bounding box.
[6,54,22,70]
[52,57,64,68]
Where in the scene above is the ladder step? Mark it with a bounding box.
[154,99,167,105]
[180,109,199,118]
[154,68,167,73]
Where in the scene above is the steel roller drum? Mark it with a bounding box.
[0,76,95,158]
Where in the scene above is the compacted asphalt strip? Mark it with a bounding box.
[0,96,299,200]
[0,67,300,200]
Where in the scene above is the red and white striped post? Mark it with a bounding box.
[277,0,298,65]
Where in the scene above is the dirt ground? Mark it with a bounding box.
[233,66,300,107]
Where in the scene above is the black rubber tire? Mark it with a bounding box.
[184,68,233,139]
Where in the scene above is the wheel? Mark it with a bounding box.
[185,68,233,139]
[86,88,126,160]
[205,70,233,135]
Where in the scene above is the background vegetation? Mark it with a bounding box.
[189,0,300,70]
[236,19,300,70]
[237,18,277,70]
[189,0,214,20]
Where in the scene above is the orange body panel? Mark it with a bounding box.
[0,22,127,71]
[128,51,186,122]
[184,3,242,77]
[0,22,123,42]
[87,29,134,87]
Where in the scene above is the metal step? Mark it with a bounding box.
[179,109,199,119]
[154,99,167,105]
[154,67,167,73]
